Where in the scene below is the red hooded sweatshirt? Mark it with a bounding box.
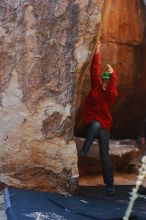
[83,53,118,129]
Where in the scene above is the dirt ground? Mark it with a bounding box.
[80,172,146,187]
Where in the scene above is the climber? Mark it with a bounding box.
[79,41,118,196]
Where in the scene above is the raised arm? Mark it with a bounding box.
[90,41,101,89]
[107,65,118,103]
[107,64,117,93]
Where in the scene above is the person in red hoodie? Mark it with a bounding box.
[79,41,118,196]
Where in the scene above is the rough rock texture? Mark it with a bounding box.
[0,0,104,193]
[75,0,146,139]
[76,137,139,176]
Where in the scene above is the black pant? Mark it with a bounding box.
[81,121,114,186]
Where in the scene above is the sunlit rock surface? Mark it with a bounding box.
[0,0,104,193]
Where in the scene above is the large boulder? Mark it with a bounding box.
[0,0,104,193]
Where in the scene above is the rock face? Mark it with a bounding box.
[0,0,104,193]
[75,0,146,139]
[100,0,146,139]
[1,0,146,194]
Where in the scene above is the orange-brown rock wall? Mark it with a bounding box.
[75,0,146,139]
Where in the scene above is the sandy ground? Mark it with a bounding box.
[0,192,7,220]
[80,172,146,187]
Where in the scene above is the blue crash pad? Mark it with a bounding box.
[4,185,146,220]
